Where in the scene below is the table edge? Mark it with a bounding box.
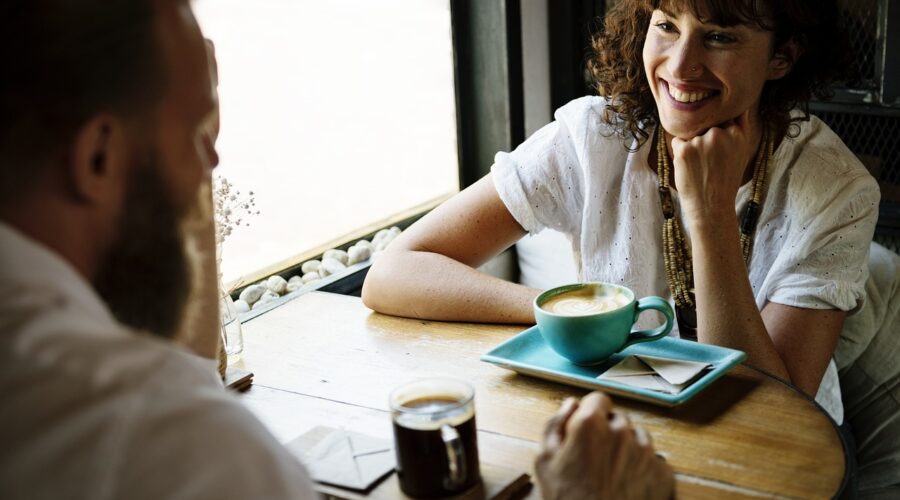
[741,364,849,499]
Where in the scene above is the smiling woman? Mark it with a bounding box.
[362,0,878,438]
[192,0,459,285]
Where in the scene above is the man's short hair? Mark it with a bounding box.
[0,1,167,200]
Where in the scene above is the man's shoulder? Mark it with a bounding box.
[93,338,318,499]
[0,325,316,500]
[0,316,223,446]
[120,365,317,500]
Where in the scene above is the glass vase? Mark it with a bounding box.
[219,281,244,358]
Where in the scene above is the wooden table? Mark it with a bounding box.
[235,291,848,499]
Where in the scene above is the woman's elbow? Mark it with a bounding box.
[361,254,396,312]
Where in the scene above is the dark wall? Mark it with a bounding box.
[547,1,605,113]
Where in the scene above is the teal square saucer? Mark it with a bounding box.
[480,325,746,406]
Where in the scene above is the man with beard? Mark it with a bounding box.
[0,1,672,499]
[0,1,318,498]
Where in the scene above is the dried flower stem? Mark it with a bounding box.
[213,175,260,247]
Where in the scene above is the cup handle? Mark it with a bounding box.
[440,424,467,489]
[622,296,675,349]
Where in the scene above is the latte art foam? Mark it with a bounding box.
[541,288,630,316]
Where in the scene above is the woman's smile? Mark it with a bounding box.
[662,80,719,109]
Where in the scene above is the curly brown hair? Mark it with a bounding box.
[588,0,854,148]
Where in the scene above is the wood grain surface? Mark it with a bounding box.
[236,292,846,499]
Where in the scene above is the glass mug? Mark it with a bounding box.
[389,378,481,498]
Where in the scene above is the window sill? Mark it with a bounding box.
[238,261,371,324]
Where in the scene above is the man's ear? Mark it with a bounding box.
[69,114,130,205]
[768,37,805,81]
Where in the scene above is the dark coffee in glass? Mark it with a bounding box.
[390,380,480,498]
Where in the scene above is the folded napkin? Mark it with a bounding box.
[597,355,711,394]
[288,427,395,491]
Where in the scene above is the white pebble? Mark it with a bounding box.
[302,271,320,283]
[253,291,279,309]
[354,239,375,252]
[266,275,287,294]
[233,299,250,314]
[238,284,266,305]
[375,228,401,251]
[287,275,303,286]
[347,245,372,265]
[301,260,321,274]
[323,249,349,265]
[372,229,391,244]
[319,257,346,277]
[286,282,302,293]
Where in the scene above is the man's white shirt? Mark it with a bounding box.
[0,222,317,500]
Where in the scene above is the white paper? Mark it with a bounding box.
[597,355,711,395]
[299,429,395,490]
[601,355,657,377]
[636,355,711,385]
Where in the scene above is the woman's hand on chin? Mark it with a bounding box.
[671,109,759,225]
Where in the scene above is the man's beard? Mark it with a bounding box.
[94,161,192,339]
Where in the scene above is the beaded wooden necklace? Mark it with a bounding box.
[655,126,773,340]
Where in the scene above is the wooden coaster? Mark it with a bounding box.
[292,426,531,500]
[224,367,253,392]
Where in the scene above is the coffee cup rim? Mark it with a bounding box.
[389,377,474,415]
[534,282,635,318]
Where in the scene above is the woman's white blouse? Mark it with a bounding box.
[492,96,881,422]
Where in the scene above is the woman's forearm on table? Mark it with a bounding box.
[689,212,791,381]
[362,249,540,324]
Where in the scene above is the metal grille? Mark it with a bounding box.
[820,0,900,253]
[836,0,880,90]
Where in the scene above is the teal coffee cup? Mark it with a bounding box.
[534,282,675,366]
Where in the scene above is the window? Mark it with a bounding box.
[194,0,459,284]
